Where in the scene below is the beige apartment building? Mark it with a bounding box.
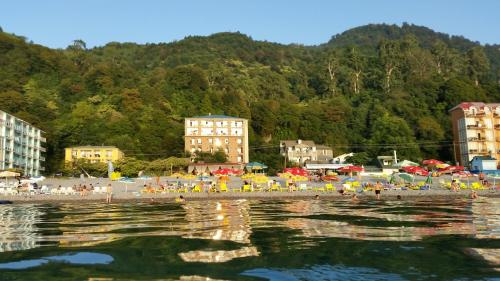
[65,146,124,164]
[184,115,249,163]
[280,139,334,165]
[450,102,500,168]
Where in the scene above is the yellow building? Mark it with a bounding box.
[65,146,124,164]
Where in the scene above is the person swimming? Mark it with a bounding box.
[470,191,478,199]
[351,194,359,202]
[175,195,185,203]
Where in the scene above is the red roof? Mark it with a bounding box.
[450,102,500,111]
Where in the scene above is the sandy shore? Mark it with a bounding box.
[1,175,498,204]
[1,189,499,204]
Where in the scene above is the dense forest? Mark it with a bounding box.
[1,23,499,174]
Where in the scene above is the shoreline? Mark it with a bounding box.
[1,189,498,204]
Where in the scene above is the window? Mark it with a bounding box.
[225,148,229,154]
[208,139,213,144]
[225,139,229,144]
[237,147,242,154]
[191,139,195,145]
[237,156,242,162]
[197,138,202,144]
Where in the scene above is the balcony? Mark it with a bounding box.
[467,124,486,130]
[494,113,500,118]
[469,149,489,154]
[39,136,46,142]
[468,137,487,142]
[40,147,46,152]
[465,112,487,118]
[39,156,45,161]
[39,166,45,171]
[495,124,500,130]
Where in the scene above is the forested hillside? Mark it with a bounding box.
[1,23,499,173]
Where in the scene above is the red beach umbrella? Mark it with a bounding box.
[283,168,308,176]
[422,159,444,166]
[402,166,429,176]
[337,165,364,173]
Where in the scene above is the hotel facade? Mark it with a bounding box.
[0,110,46,176]
[65,146,124,164]
[184,115,249,163]
[450,102,500,168]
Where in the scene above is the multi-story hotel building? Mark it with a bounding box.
[0,110,46,176]
[65,146,124,164]
[280,139,334,165]
[184,115,249,163]
[450,102,500,168]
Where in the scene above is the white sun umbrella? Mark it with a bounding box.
[119,177,135,193]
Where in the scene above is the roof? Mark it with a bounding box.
[316,145,332,150]
[189,114,246,120]
[449,102,500,112]
[281,140,316,147]
[471,156,497,161]
[68,146,120,149]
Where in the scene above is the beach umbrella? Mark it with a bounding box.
[341,177,356,183]
[0,171,20,185]
[0,171,20,177]
[394,160,419,168]
[337,166,363,173]
[436,163,450,169]
[422,159,444,166]
[246,162,268,173]
[321,175,339,182]
[283,168,308,176]
[402,166,429,176]
[398,173,414,183]
[29,176,46,182]
[119,177,135,193]
[438,165,464,174]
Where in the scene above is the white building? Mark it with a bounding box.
[0,110,46,176]
[280,139,333,165]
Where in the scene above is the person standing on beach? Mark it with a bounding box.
[106,183,113,203]
[451,180,459,192]
[374,181,382,200]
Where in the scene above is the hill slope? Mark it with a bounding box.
[0,24,499,173]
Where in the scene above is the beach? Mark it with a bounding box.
[1,175,499,203]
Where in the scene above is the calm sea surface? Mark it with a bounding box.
[0,198,498,280]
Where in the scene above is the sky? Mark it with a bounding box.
[1,0,499,49]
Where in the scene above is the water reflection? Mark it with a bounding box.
[0,198,498,252]
[0,252,113,269]
[241,264,408,281]
[179,246,259,263]
[0,205,43,252]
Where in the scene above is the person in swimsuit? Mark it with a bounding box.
[106,184,113,203]
[374,181,382,200]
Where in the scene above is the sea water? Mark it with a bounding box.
[0,198,498,280]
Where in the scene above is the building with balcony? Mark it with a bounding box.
[450,102,500,168]
[65,146,124,164]
[280,139,334,165]
[184,114,249,163]
[0,110,46,176]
